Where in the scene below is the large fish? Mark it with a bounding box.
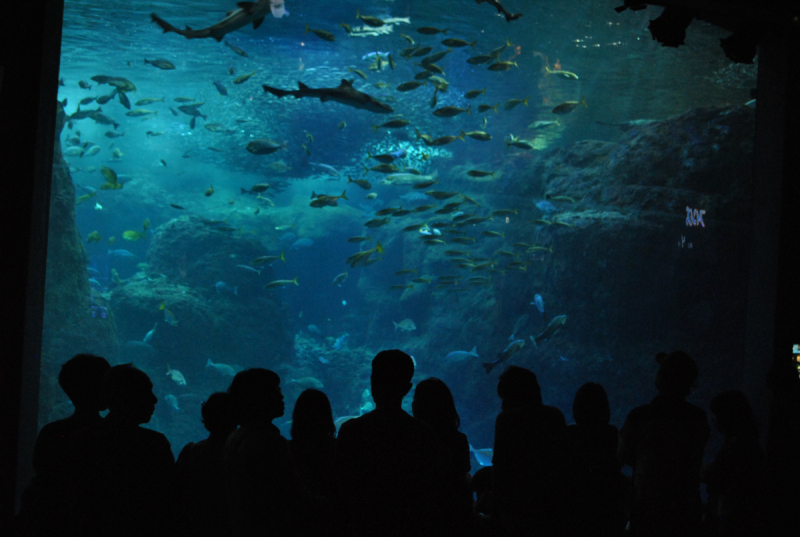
[262,79,394,114]
[483,339,524,374]
[530,315,567,348]
[150,0,280,42]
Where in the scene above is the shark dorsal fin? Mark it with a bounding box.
[237,2,257,14]
[298,81,310,91]
[340,79,354,88]
[252,17,265,29]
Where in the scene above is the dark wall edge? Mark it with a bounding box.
[0,0,63,530]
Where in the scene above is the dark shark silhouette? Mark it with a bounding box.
[150,0,273,42]
[476,0,523,22]
[262,80,394,114]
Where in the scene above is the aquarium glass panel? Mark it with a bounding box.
[42,0,759,463]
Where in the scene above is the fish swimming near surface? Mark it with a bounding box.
[291,238,314,250]
[144,58,175,70]
[332,272,348,287]
[235,264,262,275]
[290,377,325,389]
[536,200,558,213]
[393,319,417,332]
[215,281,238,295]
[475,0,524,22]
[530,315,567,348]
[166,364,187,386]
[308,324,322,336]
[246,139,286,155]
[165,394,180,410]
[150,0,274,42]
[445,346,479,362]
[483,339,525,374]
[262,79,394,114]
[532,294,545,314]
[469,444,494,466]
[143,322,157,343]
[213,81,229,96]
[310,162,340,175]
[108,249,136,257]
[206,358,237,377]
[334,333,348,350]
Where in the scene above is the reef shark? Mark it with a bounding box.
[150,0,286,42]
[262,80,394,114]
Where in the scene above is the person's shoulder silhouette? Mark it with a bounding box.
[224,368,296,535]
[336,350,442,537]
[565,382,625,537]
[18,353,110,536]
[176,391,236,537]
[290,388,337,499]
[412,377,473,536]
[492,365,567,536]
[619,351,709,537]
[70,363,175,536]
[33,353,111,477]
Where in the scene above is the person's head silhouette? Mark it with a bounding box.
[102,364,158,425]
[412,377,460,431]
[370,350,414,409]
[227,368,284,426]
[291,388,335,441]
[59,353,111,413]
[497,365,541,411]
[654,350,698,398]
[201,391,237,438]
[572,382,611,426]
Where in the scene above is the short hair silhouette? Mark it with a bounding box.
[572,382,611,425]
[709,390,759,438]
[101,363,152,410]
[227,368,281,424]
[371,349,414,384]
[291,388,336,440]
[497,365,542,408]
[58,353,110,410]
[655,350,698,397]
[412,377,461,431]
[201,391,235,434]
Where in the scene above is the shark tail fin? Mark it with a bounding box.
[206,359,213,367]
[263,85,292,98]
[471,346,478,356]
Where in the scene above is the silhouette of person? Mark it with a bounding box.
[290,388,337,499]
[17,353,110,536]
[335,350,443,537]
[411,377,473,536]
[564,382,625,537]
[67,363,176,536]
[224,368,300,536]
[618,351,709,537]
[703,390,764,537]
[491,365,567,537]
[175,391,237,537]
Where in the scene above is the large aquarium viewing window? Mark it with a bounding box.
[41,0,765,460]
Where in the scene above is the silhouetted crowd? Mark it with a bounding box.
[14,349,767,537]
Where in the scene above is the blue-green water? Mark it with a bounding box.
[49,0,757,462]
